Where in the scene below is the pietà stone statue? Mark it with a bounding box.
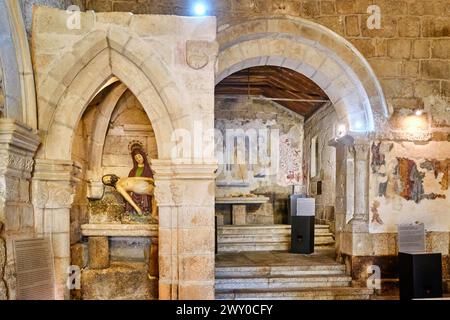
[102,141,157,218]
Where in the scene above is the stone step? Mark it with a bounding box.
[215,287,373,300]
[218,240,334,252]
[216,264,346,277]
[218,224,332,235]
[215,274,352,290]
[218,242,290,252]
[217,224,335,252]
[218,233,335,243]
[218,225,291,235]
[218,235,290,244]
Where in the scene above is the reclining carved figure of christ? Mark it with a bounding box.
[102,174,157,217]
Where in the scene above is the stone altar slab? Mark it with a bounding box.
[215,196,270,225]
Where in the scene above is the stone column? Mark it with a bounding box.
[0,119,40,300]
[152,160,216,300]
[348,138,370,232]
[329,135,354,260]
[32,159,81,300]
[339,137,373,269]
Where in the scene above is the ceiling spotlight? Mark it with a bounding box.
[414,109,424,116]
[193,3,206,16]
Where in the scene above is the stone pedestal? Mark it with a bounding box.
[88,236,110,269]
[0,119,40,300]
[152,160,217,300]
[232,205,246,225]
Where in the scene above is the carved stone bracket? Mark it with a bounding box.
[186,40,219,70]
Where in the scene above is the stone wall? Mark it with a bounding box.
[81,0,450,132]
[215,96,304,224]
[0,60,4,118]
[20,0,85,36]
[304,103,338,229]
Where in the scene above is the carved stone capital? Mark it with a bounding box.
[32,159,81,209]
[352,139,370,161]
[186,40,219,70]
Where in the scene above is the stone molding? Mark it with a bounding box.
[151,159,218,180]
[32,159,81,183]
[81,223,158,237]
[0,119,40,152]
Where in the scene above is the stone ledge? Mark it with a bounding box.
[81,223,158,237]
[215,196,270,204]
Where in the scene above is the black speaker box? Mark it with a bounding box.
[399,252,443,300]
[291,216,315,254]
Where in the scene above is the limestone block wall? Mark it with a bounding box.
[304,103,338,229]
[215,96,304,224]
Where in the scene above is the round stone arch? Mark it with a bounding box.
[216,17,390,134]
[37,27,188,162]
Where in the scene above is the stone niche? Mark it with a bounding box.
[70,85,159,300]
[214,96,305,225]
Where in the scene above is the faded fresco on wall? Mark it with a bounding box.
[215,97,304,194]
[277,126,303,186]
[370,141,450,233]
[214,97,305,224]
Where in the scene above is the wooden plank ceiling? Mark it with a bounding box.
[215,66,330,118]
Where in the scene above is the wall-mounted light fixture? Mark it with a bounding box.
[336,123,347,138]
[193,2,206,16]
[414,108,424,116]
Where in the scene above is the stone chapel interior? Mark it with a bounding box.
[1,0,450,301]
